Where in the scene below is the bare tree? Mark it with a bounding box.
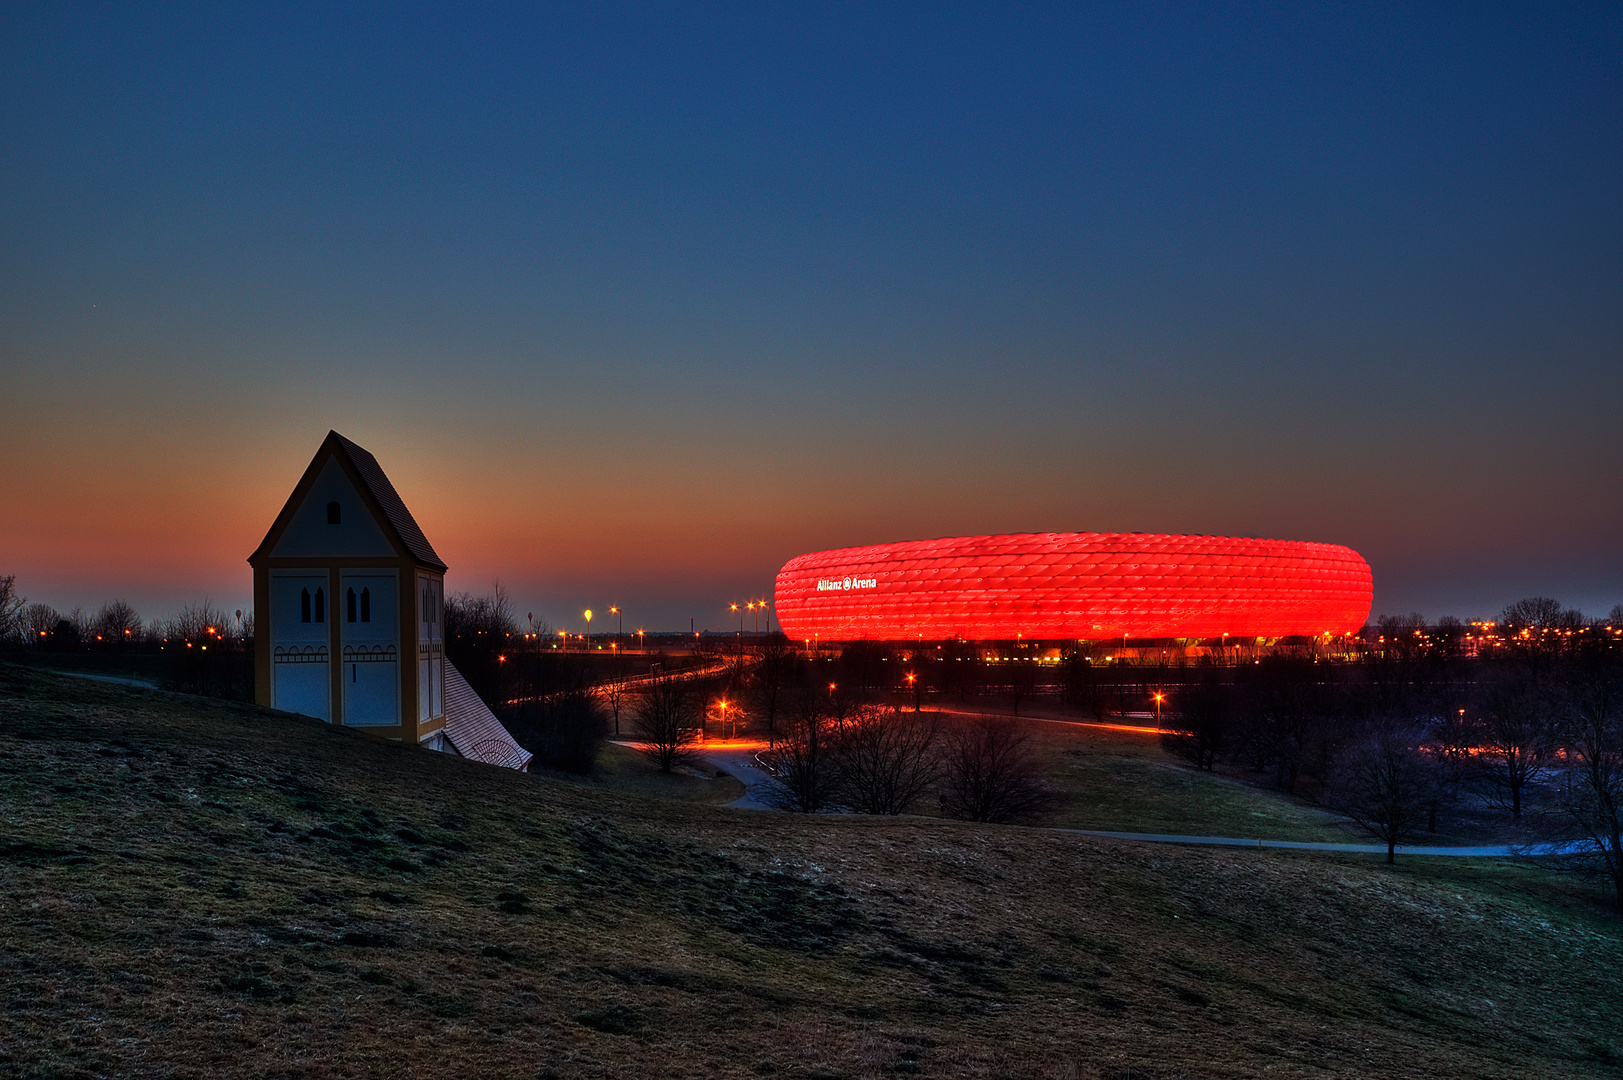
[938,716,1059,824]
[22,603,59,648]
[1375,612,1428,662]
[1236,655,1339,794]
[443,581,520,705]
[1475,676,1553,818]
[161,601,250,698]
[92,599,142,648]
[1006,654,1040,716]
[1328,720,1434,864]
[751,638,796,746]
[1550,649,1623,909]
[759,687,839,812]
[833,705,941,814]
[521,685,608,774]
[0,575,24,644]
[1498,597,1584,684]
[1160,670,1235,772]
[600,669,628,738]
[1057,646,1115,719]
[630,674,703,773]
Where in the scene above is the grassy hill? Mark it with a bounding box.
[3,664,1621,1080]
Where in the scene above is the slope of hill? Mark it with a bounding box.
[2,664,1620,1079]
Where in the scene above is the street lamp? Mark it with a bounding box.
[610,606,621,651]
[584,609,592,652]
[731,602,743,667]
[1153,692,1165,725]
[907,671,919,712]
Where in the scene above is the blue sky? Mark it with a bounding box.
[2,3,1619,631]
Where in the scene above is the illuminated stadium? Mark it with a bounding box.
[773,532,1373,642]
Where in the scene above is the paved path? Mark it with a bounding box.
[46,669,161,689]
[1065,830,1579,858]
[697,745,780,810]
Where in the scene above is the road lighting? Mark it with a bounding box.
[1153,692,1165,725]
[907,671,919,712]
[610,606,621,651]
[731,602,743,667]
[584,609,592,653]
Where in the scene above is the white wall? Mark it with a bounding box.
[269,570,330,721]
[272,457,396,559]
[341,570,398,726]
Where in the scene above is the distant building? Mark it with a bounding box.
[775,532,1373,642]
[248,431,530,770]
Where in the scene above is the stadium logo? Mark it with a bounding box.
[816,576,877,592]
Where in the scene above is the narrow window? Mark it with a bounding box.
[360,587,371,623]
[327,501,341,524]
[314,588,325,623]
[301,588,311,623]
[347,588,357,623]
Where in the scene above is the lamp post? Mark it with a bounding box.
[584,609,592,653]
[610,606,621,652]
[907,671,919,712]
[731,602,742,669]
[1153,692,1165,726]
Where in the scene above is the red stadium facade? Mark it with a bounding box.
[773,532,1373,642]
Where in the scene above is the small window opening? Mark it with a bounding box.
[327,501,341,525]
[313,588,325,623]
[347,588,357,623]
[301,588,311,623]
[360,587,371,623]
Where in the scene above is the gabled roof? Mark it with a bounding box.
[442,661,532,770]
[249,430,447,570]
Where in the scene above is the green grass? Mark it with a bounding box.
[1030,721,1356,841]
[3,663,1622,1079]
[923,704,1356,842]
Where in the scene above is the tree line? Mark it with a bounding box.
[1145,598,1623,905]
[0,575,253,699]
[628,672,1059,824]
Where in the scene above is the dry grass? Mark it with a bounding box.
[545,741,747,805]
[3,664,1622,1079]
[916,705,1355,842]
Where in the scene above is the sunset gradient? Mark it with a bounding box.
[1,5,1618,631]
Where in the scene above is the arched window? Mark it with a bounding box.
[347,588,357,623]
[301,588,311,623]
[313,588,325,623]
[360,587,371,623]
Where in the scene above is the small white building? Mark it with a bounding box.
[249,431,530,770]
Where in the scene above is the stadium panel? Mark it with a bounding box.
[773,532,1373,641]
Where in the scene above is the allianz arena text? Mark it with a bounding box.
[773,532,1373,642]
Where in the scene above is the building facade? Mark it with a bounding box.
[774,531,1373,642]
[249,431,528,769]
